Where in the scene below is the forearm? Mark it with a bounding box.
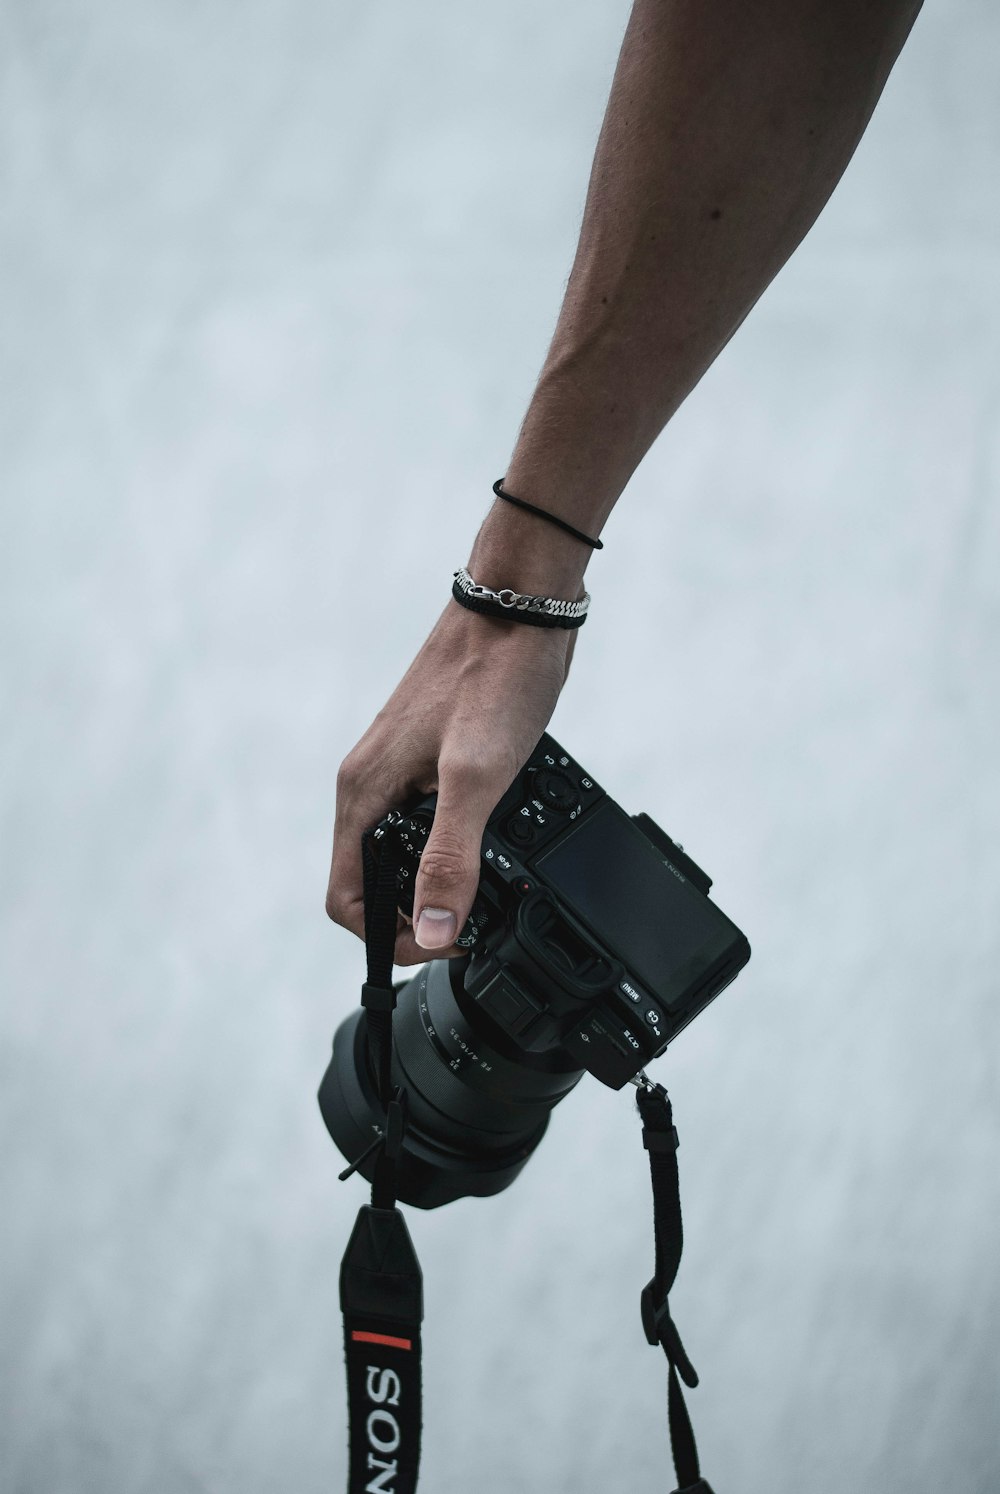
[471,0,921,593]
[327,0,923,952]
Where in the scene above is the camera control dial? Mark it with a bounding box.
[528,767,578,812]
[456,895,490,949]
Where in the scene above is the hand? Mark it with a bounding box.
[325,598,579,964]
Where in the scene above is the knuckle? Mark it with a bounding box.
[418,837,476,894]
[436,757,485,798]
[439,745,514,798]
[325,881,362,935]
[335,751,364,795]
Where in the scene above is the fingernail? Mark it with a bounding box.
[415,908,457,950]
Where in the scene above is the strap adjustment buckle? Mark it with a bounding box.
[361,981,397,1013]
[643,1123,679,1153]
[640,1280,699,1387]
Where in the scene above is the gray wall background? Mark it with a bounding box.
[2,1,998,1490]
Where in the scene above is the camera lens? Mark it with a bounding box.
[318,957,583,1209]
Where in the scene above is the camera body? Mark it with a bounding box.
[319,732,750,1207]
[378,733,750,1090]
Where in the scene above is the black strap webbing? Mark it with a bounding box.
[637,1081,714,1494]
[341,828,424,1494]
[360,826,400,1114]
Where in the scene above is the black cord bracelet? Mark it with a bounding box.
[492,478,604,551]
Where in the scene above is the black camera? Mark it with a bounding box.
[319,733,750,1209]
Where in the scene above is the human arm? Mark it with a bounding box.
[325,0,923,963]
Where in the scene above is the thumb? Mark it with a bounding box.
[412,760,496,952]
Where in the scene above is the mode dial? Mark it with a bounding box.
[457,895,491,949]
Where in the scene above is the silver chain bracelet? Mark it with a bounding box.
[452,566,591,623]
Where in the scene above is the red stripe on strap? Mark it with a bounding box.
[351,1330,412,1351]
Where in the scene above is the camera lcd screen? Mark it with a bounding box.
[533,801,731,1004]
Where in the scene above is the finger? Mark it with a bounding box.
[325,750,397,940]
[411,754,499,952]
[392,922,466,966]
[390,911,466,966]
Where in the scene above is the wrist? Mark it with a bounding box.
[467,499,591,600]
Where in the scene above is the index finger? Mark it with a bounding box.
[325,752,394,941]
[326,751,444,967]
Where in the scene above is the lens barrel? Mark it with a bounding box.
[319,957,583,1209]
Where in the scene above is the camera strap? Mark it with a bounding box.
[635,1076,715,1494]
[336,825,714,1494]
[339,828,423,1494]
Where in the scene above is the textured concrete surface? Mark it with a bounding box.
[1,2,998,1491]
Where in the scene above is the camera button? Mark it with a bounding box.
[642,1005,665,1039]
[506,811,536,847]
[618,977,646,1006]
[616,980,664,1042]
[482,836,519,879]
